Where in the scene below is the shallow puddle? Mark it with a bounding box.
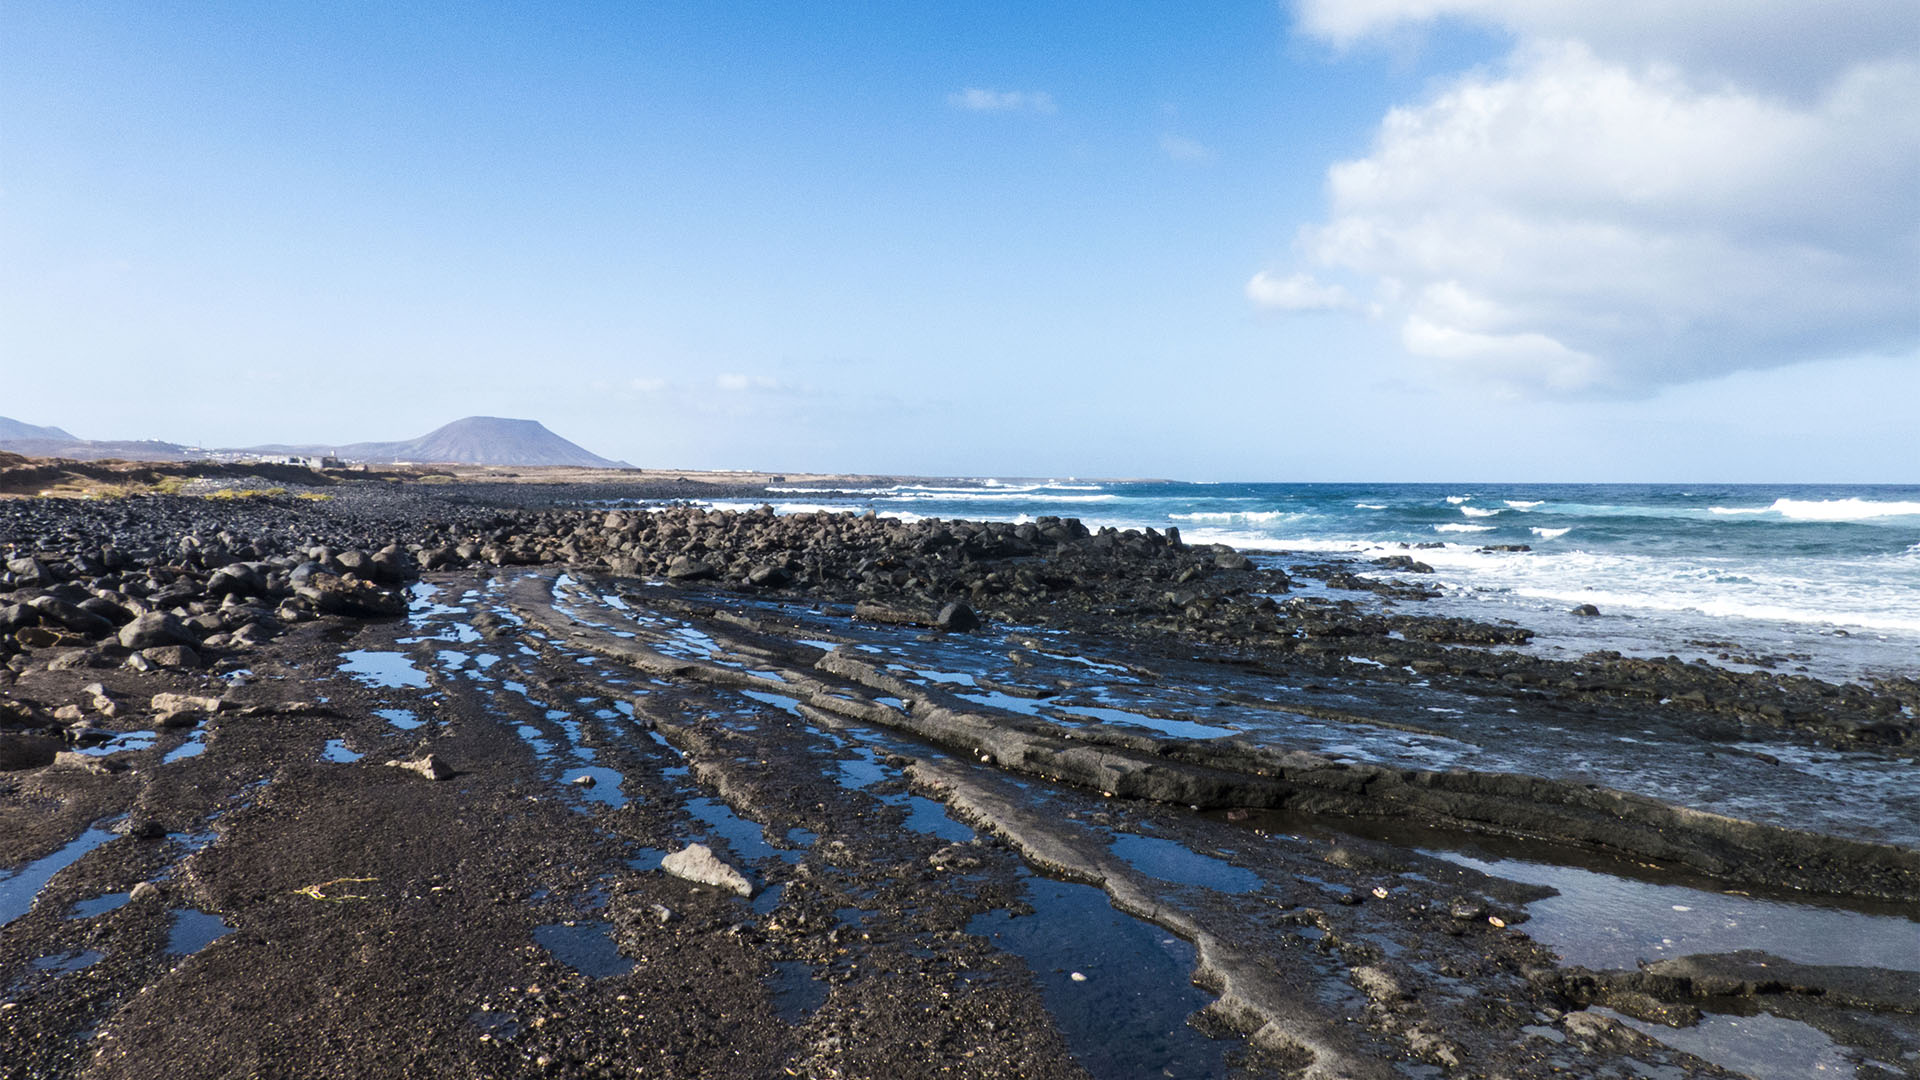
[340,650,430,689]
[837,751,887,790]
[533,921,634,977]
[767,959,828,1023]
[513,724,556,759]
[954,688,1050,717]
[69,891,132,918]
[74,731,157,757]
[1108,834,1261,894]
[1437,851,1920,972]
[562,766,629,809]
[967,873,1229,1080]
[900,795,974,842]
[1,822,121,926]
[1596,1007,1860,1080]
[687,797,797,864]
[162,730,207,762]
[1054,705,1234,741]
[738,689,805,717]
[375,708,423,730]
[320,739,363,763]
[166,908,232,956]
[33,949,103,974]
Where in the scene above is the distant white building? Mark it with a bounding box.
[252,454,341,469]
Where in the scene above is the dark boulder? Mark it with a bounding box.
[665,555,716,582]
[205,562,269,598]
[293,573,408,618]
[5,557,54,587]
[746,564,791,587]
[139,645,204,669]
[1372,555,1435,574]
[936,602,980,633]
[118,612,200,651]
[27,596,115,638]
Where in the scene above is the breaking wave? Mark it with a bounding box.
[1708,498,1920,522]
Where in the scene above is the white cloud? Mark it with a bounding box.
[1159,133,1213,162]
[628,376,670,393]
[1246,271,1354,312]
[948,88,1058,114]
[1263,6,1920,394]
[1294,0,1917,96]
[715,373,778,392]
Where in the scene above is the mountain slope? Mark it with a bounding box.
[0,416,79,442]
[275,417,627,467]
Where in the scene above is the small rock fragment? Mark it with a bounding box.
[385,754,453,781]
[660,843,754,897]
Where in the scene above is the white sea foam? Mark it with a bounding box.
[1445,495,1472,505]
[1769,497,1920,521]
[1531,527,1572,539]
[1509,586,1920,634]
[1505,500,1544,509]
[1708,497,1920,521]
[1355,503,1387,510]
[1434,523,1494,533]
[1168,510,1293,524]
[1461,506,1502,518]
[765,481,1101,497]
[1401,544,1920,636]
[880,491,1120,504]
[698,500,865,517]
[1183,537,1920,637]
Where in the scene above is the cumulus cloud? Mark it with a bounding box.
[948,88,1058,114]
[1246,271,1355,312]
[1295,0,1916,96]
[1267,3,1920,394]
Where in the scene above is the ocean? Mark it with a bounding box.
[698,481,1920,684]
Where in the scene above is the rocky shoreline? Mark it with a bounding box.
[7,486,1912,747]
[3,480,1916,1078]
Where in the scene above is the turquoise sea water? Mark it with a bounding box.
[695,482,1920,682]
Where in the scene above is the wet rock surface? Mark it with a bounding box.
[1,480,1915,1079]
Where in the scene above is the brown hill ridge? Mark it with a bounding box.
[254,416,631,468]
[0,414,628,469]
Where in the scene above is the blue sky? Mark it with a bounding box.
[3,2,1915,480]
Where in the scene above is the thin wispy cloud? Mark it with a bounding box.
[715,373,780,392]
[947,88,1057,114]
[1158,133,1213,162]
[1245,271,1353,312]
